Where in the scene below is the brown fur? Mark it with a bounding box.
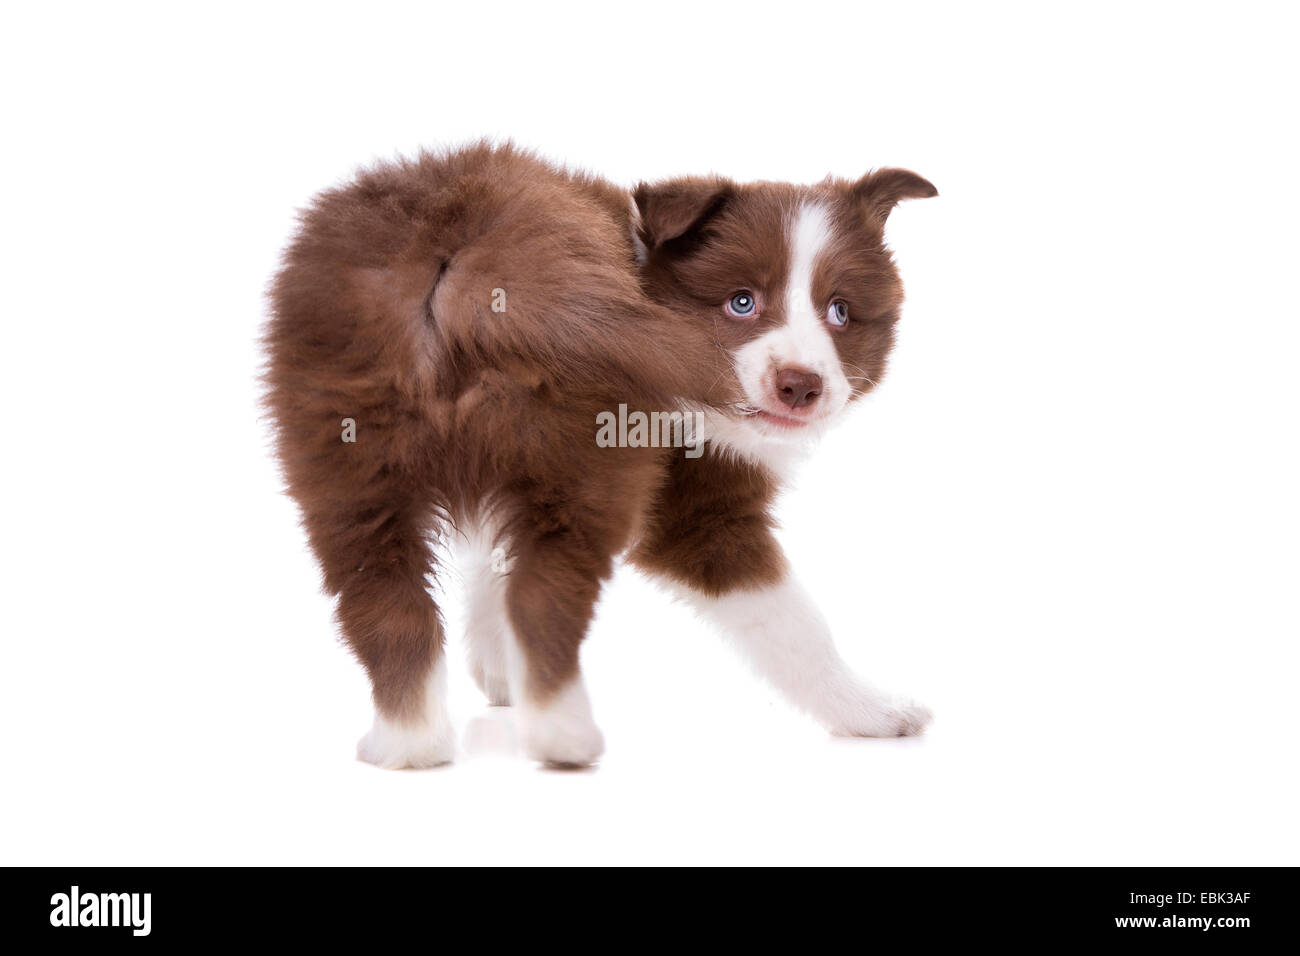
[263,142,932,723]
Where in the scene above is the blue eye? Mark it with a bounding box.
[727,291,757,317]
[826,300,850,327]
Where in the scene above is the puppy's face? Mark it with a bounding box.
[635,170,934,446]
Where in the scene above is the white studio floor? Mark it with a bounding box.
[7,550,1294,867]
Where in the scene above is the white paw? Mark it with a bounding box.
[830,699,933,738]
[518,679,605,767]
[357,713,455,770]
[521,712,605,767]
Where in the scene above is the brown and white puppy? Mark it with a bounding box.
[264,142,936,768]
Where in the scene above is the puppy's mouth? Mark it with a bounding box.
[753,408,814,430]
[725,375,846,439]
[738,403,837,439]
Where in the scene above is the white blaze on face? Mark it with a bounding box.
[731,201,851,423]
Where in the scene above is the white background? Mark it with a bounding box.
[2,1,1296,865]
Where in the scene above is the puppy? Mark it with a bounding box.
[264,142,936,768]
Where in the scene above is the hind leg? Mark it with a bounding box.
[309,500,455,769]
[501,517,616,767]
[458,522,512,706]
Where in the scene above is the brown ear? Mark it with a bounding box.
[852,168,938,221]
[633,177,734,249]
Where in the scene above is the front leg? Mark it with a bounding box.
[668,575,931,737]
[630,451,930,738]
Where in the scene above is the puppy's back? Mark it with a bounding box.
[269,143,724,415]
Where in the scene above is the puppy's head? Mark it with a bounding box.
[634,169,935,448]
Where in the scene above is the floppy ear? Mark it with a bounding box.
[632,177,734,249]
[852,168,938,221]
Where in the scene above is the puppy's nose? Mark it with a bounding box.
[774,368,823,409]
